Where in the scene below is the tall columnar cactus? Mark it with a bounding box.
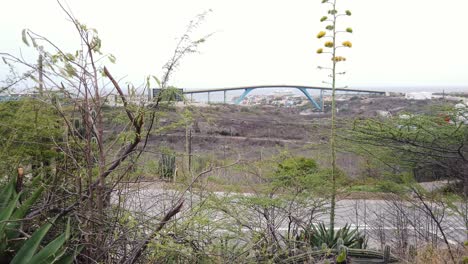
[159,153,176,179]
[316,0,352,233]
[73,118,85,138]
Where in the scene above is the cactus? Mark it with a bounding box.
[337,237,344,248]
[336,247,347,264]
[336,238,348,263]
[408,245,417,260]
[159,153,176,179]
[73,118,85,138]
[383,245,390,263]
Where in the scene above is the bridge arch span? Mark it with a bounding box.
[182,85,385,111]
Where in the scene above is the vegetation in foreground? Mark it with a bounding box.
[0,1,466,264]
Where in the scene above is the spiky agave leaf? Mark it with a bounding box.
[302,223,367,249]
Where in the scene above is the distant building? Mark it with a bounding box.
[405,92,433,100]
[0,92,38,102]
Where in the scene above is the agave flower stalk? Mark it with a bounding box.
[316,0,352,233]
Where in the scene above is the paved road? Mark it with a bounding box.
[113,183,466,248]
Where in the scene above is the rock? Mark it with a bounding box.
[198,121,217,134]
[455,103,466,109]
[376,110,392,118]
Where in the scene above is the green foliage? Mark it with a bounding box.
[347,177,408,194]
[353,110,466,150]
[240,195,284,208]
[350,108,468,193]
[299,223,367,250]
[144,197,244,264]
[377,179,407,194]
[0,99,62,175]
[271,156,346,196]
[273,157,319,189]
[0,178,75,263]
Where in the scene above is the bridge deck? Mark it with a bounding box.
[182,85,385,94]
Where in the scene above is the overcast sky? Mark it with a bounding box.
[1,0,467,91]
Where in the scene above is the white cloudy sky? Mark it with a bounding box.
[1,0,467,91]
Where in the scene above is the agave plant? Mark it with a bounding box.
[0,176,80,263]
[298,222,367,249]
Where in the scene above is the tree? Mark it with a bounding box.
[316,0,353,233]
[0,3,210,262]
[349,108,468,196]
[209,155,332,260]
[348,108,468,262]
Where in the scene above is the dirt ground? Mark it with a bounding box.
[138,95,451,180]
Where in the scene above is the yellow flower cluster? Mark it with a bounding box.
[317,48,323,54]
[342,41,352,48]
[324,41,334,48]
[331,56,346,62]
[317,31,326,39]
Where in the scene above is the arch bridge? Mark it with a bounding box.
[182,85,385,111]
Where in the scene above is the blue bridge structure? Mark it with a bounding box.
[182,85,385,111]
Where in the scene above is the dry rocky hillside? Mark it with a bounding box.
[131,95,455,180]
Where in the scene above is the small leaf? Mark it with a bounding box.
[108,54,116,64]
[152,76,161,87]
[64,63,76,77]
[65,53,75,61]
[146,76,151,88]
[31,37,38,48]
[22,29,30,46]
